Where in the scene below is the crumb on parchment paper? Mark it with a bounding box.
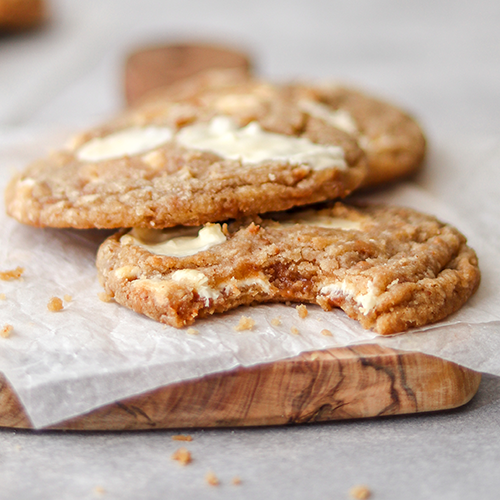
[47,297,63,312]
[271,317,281,326]
[0,293,6,300]
[172,447,192,465]
[0,267,24,281]
[172,434,193,442]
[186,327,199,335]
[232,476,242,485]
[205,471,219,486]
[321,328,333,336]
[234,315,255,331]
[63,294,72,302]
[98,291,113,302]
[1,324,13,338]
[296,304,308,318]
[290,327,299,335]
[349,485,372,499]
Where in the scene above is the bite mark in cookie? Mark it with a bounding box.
[96,203,480,335]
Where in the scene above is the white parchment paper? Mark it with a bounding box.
[1,127,500,428]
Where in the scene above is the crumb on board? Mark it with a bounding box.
[234,315,255,331]
[290,327,300,335]
[349,485,372,499]
[271,317,281,326]
[98,291,113,303]
[172,447,192,465]
[63,294,72,302]
[186,327,199,335]
[93,486,106,496]
[205,471,220,486]
[296,304,308,318]
[47,297,63,312]
[0,293,6,300]
[0,267,24,281]
[1,324,13,338]
[172,434,193,442]
[232,476,242,485]
[321,329,333,336]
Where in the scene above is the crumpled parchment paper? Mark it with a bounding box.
[1,126,499,428]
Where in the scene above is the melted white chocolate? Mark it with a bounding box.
[123,224,226,257]
[77,126,173,162]
[176,116,346,170]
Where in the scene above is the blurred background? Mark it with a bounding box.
[1,0,499,139]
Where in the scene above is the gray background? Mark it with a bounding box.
[1,0,500,498]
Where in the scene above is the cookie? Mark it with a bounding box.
[296,83,426,187]
[125,44,252,107]
[96,202,480,335]
[5,70,367,229]
[0,0,45,31]
[124,59,425,187]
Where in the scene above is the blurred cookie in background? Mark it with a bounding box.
[125,43,252,106]
[0,0,46,31]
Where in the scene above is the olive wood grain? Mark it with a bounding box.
[0,345,481,430]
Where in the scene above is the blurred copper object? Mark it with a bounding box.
[0,0,45,31]
[125,43,252,106]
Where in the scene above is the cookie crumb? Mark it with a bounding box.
[47,297,63,312]
[349,485,371,499]
[98,291,113,303]
[234,316,255,331]
[321,329,333,336]
[205,471,219,486]
[186,327,199,335]
[0,267,24,281]
[1,324,13,338]
[63,294,72,302]
[172,447,192,465]
[290,327,300,335]
[232,476,242,485]
[93,486,106,496]
[0,293,6,300]
[271,317,282,326]
[296,304,308,318]
[172,434,193,442]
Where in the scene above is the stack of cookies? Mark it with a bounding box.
[4,69,480,335]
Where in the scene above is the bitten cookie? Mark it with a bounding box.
[5,70,367,229]
[96,203,480,335]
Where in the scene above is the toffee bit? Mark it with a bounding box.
[290,327,300,335]
[186,327,199,335]
[0,267,24,281]
[205,471,220,486]
[47,297,63,312]
[271,317,282,326]
[234,315,255,331]
[321,328,333,336]
[349,485,372,499]
[172,447,192,465]
[296,304,308,318]
[1,324,13,338]
[172,434,193,442]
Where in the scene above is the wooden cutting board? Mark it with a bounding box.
[0,344,481,430]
